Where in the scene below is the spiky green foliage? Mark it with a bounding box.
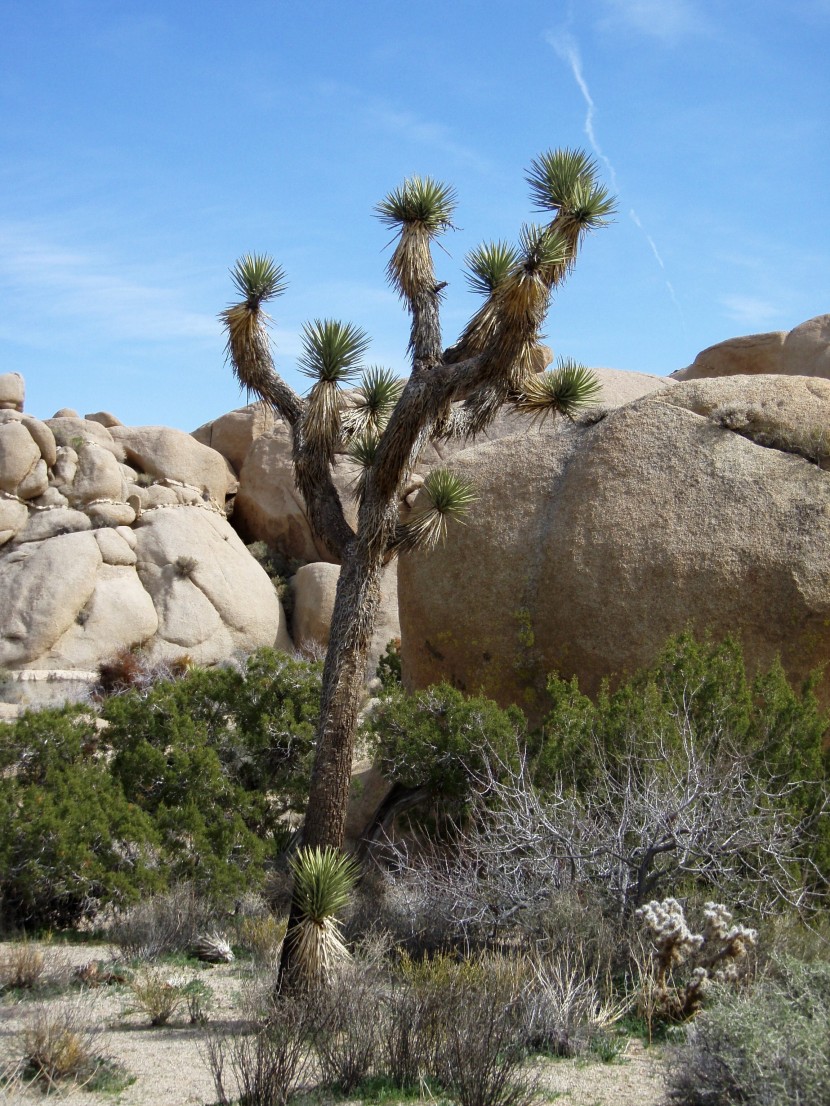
[289,845,360,924]
[395,468,477,553]
[376,175,457,301]
[465,241,521,296]
[515,358,602,422]
[286,846,360,987]
[297,320,371,458]
[375,176,457,232]
[220,254,287,398]
[229,253,288,304]
[347,430,380,502]
[527,149,600,214]
[297,319,370,384]
[343,366,404,438]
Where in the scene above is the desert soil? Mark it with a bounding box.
[0,943,667,1106]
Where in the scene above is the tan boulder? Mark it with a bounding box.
[132,507,292,665]
[192,403,278,474]
[21,417,57,466]
[85,410,123,428]
[94,527,138,566]
[68,442,126,505]
[291,561,399,677]
[0,497,28,545]
[38,563,158,670]
[781,314,830,377]
[399,375,830,723]
[0,421,41,493]
[86,501,137,528]
[233,426,359,562]
[47,416,125,461]
[0,531,102,666]
[0,372,25,411]
[110,424,238,505]
[672,331,786,380]
[16,508,92,544]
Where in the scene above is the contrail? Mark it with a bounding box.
[548,29,687,336]
[547,32,619,192]
[630,208,687,332]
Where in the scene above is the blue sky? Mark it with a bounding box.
[1,1,828,430]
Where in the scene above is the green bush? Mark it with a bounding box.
[0,707,161,930]
[537,633,829,887]
[665,959,830,1106]
[0,649,322,930]
[366,683,526,812]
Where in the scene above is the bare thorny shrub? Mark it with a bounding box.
[109,884,220,960]
[204,993,317,1106]
[381,727,825,950]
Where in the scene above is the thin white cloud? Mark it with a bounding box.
[369,106,491,173]
[0,222,217,346]
[721,295,784,329]
[598,0,707,44]
[317,82,490,174]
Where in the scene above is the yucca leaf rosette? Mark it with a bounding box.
[341,366,404,440]
[287,845,360,988]
[220,253,287,399]
[515,357,602,423]
[375,176,457,302]
[298,319,370,460]
[395,467,477,554]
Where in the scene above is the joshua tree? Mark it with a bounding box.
[221,148,614,979]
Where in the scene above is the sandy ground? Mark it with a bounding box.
[0,943,667,1106]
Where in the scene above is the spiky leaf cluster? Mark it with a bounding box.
[289,845,360,925]
[465,240,521,296]
[526,148,617,230]
[395,468,477,554]
[229,253,288,305]
[375,176,457,232]
[220,253,287,398]
[515,357,602,423]
[376,176,457,301]
[342,366,404,439]
[297,319,370,384]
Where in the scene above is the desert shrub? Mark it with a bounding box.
[366,683,526,815]
[375,636,402,690]
[109,884,220,960]
[205,993,316,1106]
[0,707,161,931]
[8,999,121,1093]
[538,633,829,886]
[103,648,322,898]
[311,958,386,1092]
[236,913,287,968]
[122,965,213,1026]
[635,899,757,1039]
[0,941,71,995]
[665,959,830,1106]
[378,635,828,945]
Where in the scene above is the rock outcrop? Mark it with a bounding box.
[0,387,292,706]
[291,561,399,677]
[398,374,830,723]
[673,313,830,381]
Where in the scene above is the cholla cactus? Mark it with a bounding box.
[636,899,757,1024]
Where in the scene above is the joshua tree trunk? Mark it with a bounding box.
[220,150,615,983]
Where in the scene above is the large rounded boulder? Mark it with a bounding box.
[398,375,830,722]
